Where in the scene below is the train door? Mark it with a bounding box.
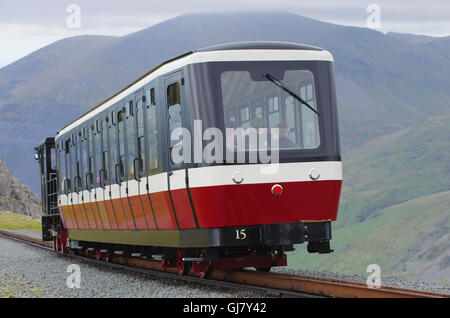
[101,117,119,230]
[118,103,136,229]
[123,95,147,229]
[81,126,95,229]
[87,123,102,229]
[75,130,89,229]
[132,90,156,229]
[110,107,128,229]
[69,134,84,229]
[145,85,170,229]
[94,119,111,229]
[165,71,198,229]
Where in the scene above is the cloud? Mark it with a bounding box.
[0,0,449,67]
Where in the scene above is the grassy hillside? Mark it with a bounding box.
[0,211,41,232]
[338,113,450,227]
[286,112,450,282]
[288,190,450,282]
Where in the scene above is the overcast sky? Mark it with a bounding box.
[1,0,449,68]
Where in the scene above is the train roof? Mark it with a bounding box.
[57,41,332,137]
[196,41,323,52]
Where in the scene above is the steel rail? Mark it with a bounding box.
[0,229,448,298]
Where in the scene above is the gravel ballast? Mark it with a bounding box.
[0,234,263,298]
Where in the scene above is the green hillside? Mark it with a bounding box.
[339,113,450,227]
[286,112,450,282]
[288,190,450,282]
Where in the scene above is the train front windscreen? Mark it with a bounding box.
[188,60,341,164]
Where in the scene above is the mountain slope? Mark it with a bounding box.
[0,158,41,216]
[339,112,450,227]
[288,190,450,282]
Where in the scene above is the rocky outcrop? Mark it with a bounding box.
[0,158,41,216]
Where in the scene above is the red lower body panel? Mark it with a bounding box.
[60,180,341,230]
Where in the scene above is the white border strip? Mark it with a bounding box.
[59,161,342,206]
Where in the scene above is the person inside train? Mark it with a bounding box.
[276,122,297,148]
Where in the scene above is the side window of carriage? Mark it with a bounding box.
[136,94,146,175]
[62,138,70,193]
[167,81,183,164]
[146,87,160,174]
[117,108,126,180]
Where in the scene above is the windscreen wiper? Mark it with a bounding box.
[264,73,320,116]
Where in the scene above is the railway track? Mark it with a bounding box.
[0,229,448,298]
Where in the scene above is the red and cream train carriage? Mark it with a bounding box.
[35,41,342,276]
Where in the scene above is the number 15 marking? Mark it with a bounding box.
[235,228,246,240]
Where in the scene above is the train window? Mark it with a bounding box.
[167,81,183,165]
[118,110,126,180]
[76,134,82,190]
[108,118,118,181]
[126,106,137,180]
[138,137,145,173]
[88,157,94,188]
[150,88,155,105]
[102,151,108,182]
[50,148,56,171]
[167,83,180,107]
[221,69,320,150]
[119,155,126,178]
[111,111,115,125]
[88,126,93,156]
[101,119,109,182]
[81,132,89,188]
[136,99,145,174]
[118,111,124,123]
[168,102,182,163]
[94,126,102,186]
[59,140,67,192]
[146,104,159,172]
[129,101,134,116]
[70,141,77,193]
[65,141,71,193]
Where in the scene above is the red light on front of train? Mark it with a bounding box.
[271,184,283,197]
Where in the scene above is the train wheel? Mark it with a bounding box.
[256,267,271,272]
[194,250,211,278]
[176,250,189,275]
[196,266,211,279]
